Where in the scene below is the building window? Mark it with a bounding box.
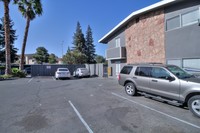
[115,38,120,47]
[167,59,181,67]
[166,8,200,31]
[183,59,200,69]
[182,9,199,27]
[166,16,180,31]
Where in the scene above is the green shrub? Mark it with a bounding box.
[0,74,13,79]
[11,68,26,78]
[0,66,5,70]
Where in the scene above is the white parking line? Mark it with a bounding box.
[52,76,56,81]
[111,92,200,129]
[68,100,93,133]
[28,78,33,83]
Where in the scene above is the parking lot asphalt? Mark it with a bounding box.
[0,77,200,133]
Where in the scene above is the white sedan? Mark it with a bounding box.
[73,68,90,78]
[55,68,71,80]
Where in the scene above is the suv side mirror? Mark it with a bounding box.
[167,76,175,81]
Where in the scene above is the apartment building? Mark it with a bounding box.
[99,0,200,78]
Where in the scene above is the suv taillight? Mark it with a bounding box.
[118,74,120,80]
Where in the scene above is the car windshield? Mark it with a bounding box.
[166,65,194,79]
[58,68,68,71]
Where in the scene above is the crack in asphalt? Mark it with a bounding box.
[26,84,42,115]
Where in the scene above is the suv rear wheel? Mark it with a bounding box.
[125,82,137,96]
[188,95,200,118]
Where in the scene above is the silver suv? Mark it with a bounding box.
[118,63,200,118]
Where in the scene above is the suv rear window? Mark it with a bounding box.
[135,67,152,77]
[120,66,133,74]
[58,68,69,71]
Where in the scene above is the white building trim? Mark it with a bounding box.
[99,0,181,43]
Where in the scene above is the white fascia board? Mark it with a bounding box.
[106,57,126,60]
[98,0,179,43]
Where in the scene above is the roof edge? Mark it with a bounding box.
[98,0,180,44]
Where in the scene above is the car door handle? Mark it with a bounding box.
[152,80,158,82]
[133,77,137,79]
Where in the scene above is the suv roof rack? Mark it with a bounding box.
[127,62,163,66]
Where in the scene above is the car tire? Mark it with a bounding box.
[188,95,200,118]
[125,82,137,96]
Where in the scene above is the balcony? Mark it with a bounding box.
[106,47,126,60]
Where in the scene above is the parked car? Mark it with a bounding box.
[55,68,71,80]
[23,67,31,75]
[73,68,90,78]
[118,63,200,118]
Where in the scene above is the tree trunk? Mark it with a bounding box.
[20,17,30,70]
[4,0,11,75]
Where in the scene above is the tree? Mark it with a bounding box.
[0,17,18,63]
[1,0,11,75]
[72,22,86,54]
[48,53,57,64]
[62,47,74,64]
[0,45,18,63]
[14,0,43,70]
[33,47,49,64]
[62,48,73,64]
[85,25,96,64]
[63,50,87,64]
[95,55,106,63]
[67,46,71,53]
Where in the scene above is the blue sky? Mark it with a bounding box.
[0,0,160,58]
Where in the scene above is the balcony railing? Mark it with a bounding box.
[106,47,126,60]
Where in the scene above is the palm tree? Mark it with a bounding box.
[14,0,43,70]
[1,0,11,75]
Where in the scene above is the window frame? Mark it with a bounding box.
[181,9,199,27]
[120,66,133,75]
[151,67,171,80]
[183,58,200,69]
[115,38,121,47]
[166,8,200,31]
[166,15,181,31]
[135,67,152,77]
